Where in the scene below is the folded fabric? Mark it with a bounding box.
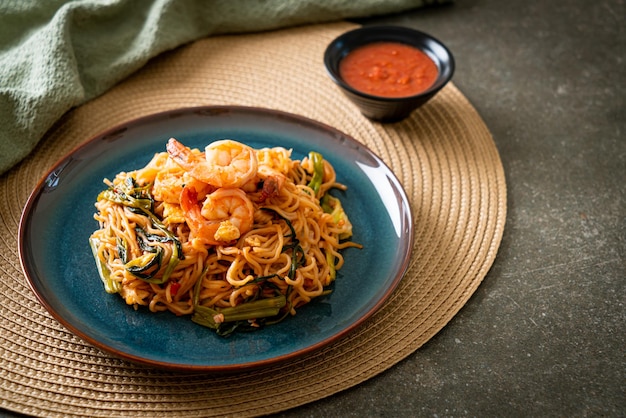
[0,0,449,175]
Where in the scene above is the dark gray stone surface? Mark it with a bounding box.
[275,0,625,416]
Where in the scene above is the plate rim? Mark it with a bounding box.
[18,105,414,372]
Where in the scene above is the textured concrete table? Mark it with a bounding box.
[276,0,625,416]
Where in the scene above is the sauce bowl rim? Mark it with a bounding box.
[323,25,455,103]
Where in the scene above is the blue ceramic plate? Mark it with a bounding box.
[19,107,413,372]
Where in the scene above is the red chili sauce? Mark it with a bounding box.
[339,42,439,98]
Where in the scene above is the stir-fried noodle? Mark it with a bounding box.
[89,138,361,335]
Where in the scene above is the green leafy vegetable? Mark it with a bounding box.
[95,177,184,285]
[116,237,129,264]
[124,247,163,281]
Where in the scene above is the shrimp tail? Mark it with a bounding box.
[166,138,194,171]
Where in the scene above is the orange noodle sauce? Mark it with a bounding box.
[339,42,439,98]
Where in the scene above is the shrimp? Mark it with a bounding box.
[180,186,254,245]
[201,188,254,241]
[153,170,212,204]
[166,138,258,188]
[180,186,223,246]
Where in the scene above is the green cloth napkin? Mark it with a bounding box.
[0,0,445,175]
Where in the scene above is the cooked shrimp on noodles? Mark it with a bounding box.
[166,138,257,188]
[201,187,254,240]
[90,138,361,335]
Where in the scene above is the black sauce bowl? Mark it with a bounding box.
[324,25,455,122]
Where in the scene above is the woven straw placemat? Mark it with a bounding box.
[0,22,506,417]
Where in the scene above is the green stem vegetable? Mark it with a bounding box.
[321,194,353,240]
[89,237,122,294]
[307,151,324,196]
[191,295,287,329]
